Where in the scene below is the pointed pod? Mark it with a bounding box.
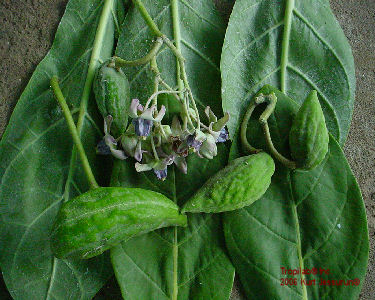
[51,187,187,259]
[93,61,131,136]
[289,90,329,170]
[182,152,275,213]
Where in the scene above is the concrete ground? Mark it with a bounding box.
[0,0,374,299]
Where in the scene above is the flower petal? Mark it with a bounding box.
[140,105,157,120]
[174,156,187,174]
[204,106,217,123]
[134,140,143,162]
[110,149,127,160]
[154,105,166,122]
[153,168,168,180]
[135,162,153,172]
[129,98,143,118]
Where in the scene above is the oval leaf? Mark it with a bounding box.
[182,152,275,213]
[0,0,121,298]
[51,187,187,259]
[221,0,356,145]
[224,86,368,300]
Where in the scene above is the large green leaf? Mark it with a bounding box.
[110,0,235,299]
[224,86,368,300]
[0,0,122,298]
[221,0,355,145]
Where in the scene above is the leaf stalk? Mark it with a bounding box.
[51,76,100,189]
[113,37,163,67]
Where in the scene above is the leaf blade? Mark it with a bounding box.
[0,0,121,298]
[221,0,355,145]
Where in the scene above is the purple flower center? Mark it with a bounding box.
[133,118,153,137]
[186,134,203,151]
[153,168,168,180]
[217,128,229,143]
[96,139,112,155]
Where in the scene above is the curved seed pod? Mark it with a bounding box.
[182,152,275,213]
[289,90,329,170]
[51,187,187,259]
[93,61,130,136]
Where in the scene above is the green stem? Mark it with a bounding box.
[51,76,99,189]
[280,0,294,93]
[261,121,296,169]
[150,134,159,160]
[259,93,277,124]
[76,0,114,136]
[132,0,163,36]
[145,90,181,108]
[256,93,296,169]
[63,0,113,197]
[113,37,163,67]
[171,0,184,100]
[163,36,185,62]
[240,101,262,154]
[180,65,200,130]
[150,56,159,107]
[172,227,178,300]
[171,1,180,299]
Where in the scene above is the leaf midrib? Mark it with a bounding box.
[280,0,295,93]
[280,8,308,295]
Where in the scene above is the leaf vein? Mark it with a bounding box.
[287,63,341,140]
[292,8,351,93]
[119,244,169,299]
[242,209,296,244]
[181,39,219,72]
[178,0,223,31]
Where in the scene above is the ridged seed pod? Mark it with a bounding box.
[51,187,187,259]
[93,61,130,136]
[182,152,275,213]
[289,90,329,170]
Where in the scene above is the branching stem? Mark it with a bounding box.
[132,0,163,37]
[113,37,163,67]
[145,90,182,109]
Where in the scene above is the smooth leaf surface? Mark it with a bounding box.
[51,187,187,259]
[110,1,235,298]
[0,0,121,298]
[221,0,356,145]
[224,85,368,300]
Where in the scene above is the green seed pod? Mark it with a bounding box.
[51,187,187,259]
[93,61,130,136]
[289,90,329,170]
[182,152,275,213]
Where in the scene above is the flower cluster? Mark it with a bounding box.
[97,99,229,180]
